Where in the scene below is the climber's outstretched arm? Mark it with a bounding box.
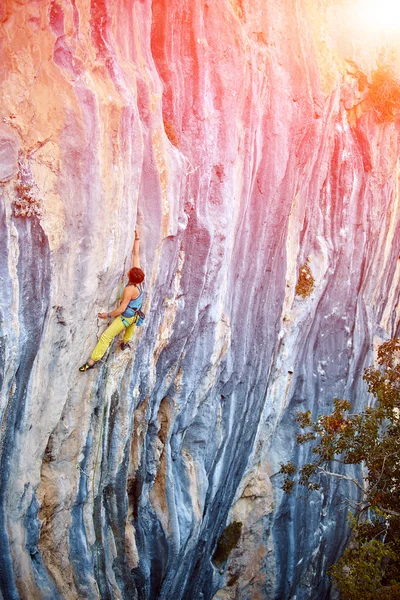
[132,230,140,268]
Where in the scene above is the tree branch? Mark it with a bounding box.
[317,468,366,494]
[376,505,400,518]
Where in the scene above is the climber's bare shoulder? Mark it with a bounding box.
[126,284,140,300]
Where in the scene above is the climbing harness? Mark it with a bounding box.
[121,310,145,327]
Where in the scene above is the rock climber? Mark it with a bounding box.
[79,229,144,372]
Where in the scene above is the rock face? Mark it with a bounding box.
[1,1,400,599]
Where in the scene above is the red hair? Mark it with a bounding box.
[128,267,145,284]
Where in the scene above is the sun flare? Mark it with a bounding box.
[358,0,400,31]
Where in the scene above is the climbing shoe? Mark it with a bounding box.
[79,362,96,372]
[121,342,131,351]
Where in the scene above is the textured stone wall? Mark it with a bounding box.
[1,1,400,599]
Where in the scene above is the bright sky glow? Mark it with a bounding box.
[357,0,400,31]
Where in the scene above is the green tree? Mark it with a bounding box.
[280,338,400,598]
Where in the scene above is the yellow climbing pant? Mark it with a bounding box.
[91,315,137,362]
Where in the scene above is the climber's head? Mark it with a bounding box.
[128,267,145,285]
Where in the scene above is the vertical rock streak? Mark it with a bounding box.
[1,1,400,599]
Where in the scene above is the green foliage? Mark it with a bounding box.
[279,461,296,476]
[212,521,243,567]
[280,339,400,599]
[295,263,315,298]
[368,66,400,123]
[330,540,400,600]
[280,462,297,493]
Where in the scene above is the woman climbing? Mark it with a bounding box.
[79,229,144,372]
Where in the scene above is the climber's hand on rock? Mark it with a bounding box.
[98,312,108,319]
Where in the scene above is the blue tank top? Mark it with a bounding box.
[121,285,143,318]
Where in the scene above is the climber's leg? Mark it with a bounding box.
[123,317,137,344]
[90,318,126,362]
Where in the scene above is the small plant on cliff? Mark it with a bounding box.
[212,521,243,567]
[295,262,314,298]
[368,66,400,123]
[280,338,400,599]
[164,120,179,147]
[14,157,42,218]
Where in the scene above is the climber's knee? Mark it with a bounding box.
[123,322,137,344]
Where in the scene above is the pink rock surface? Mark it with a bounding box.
[1,1,400,599]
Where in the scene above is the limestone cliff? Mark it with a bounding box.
[1,1,400,599]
